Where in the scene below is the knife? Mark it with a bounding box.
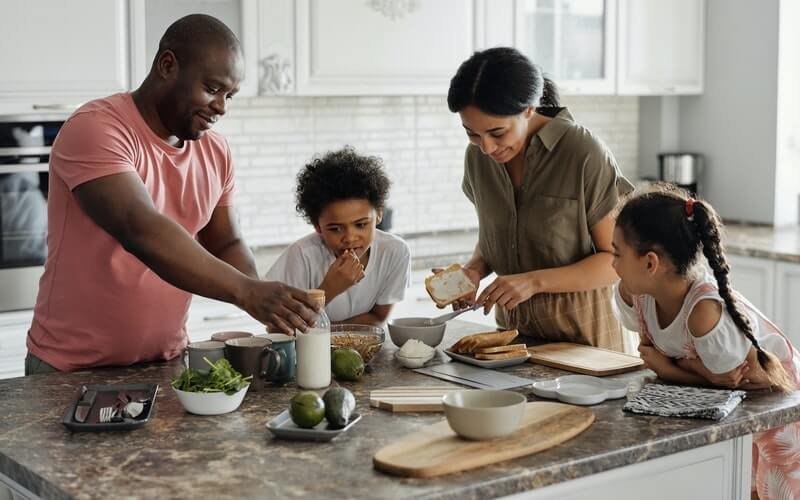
[73,386,97,423]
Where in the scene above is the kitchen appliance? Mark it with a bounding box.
[0,113,66,312]
[658,152,704,196]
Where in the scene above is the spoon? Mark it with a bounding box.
[427,303,482,325]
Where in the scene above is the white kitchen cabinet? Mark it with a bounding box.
[0,310,34,380]
[128,0,259,96]
[0,0,130,113]
[775,261,800,348]
[513,0,617,95]
[727,254,776,318]
[294,0,476,95]
[617,0,705,95]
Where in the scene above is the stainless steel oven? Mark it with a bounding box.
[0,114,66,312]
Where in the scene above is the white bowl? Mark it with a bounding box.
[173,385,249,415]
[442,390,526,440]
[395,351,435,369]
[387,318,446,348]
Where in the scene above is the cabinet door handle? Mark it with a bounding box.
[203,312,248,321]
[32,103,78,111]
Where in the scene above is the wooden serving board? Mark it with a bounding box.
[369,386,463,412]
[373,402,594,478]
[527,342,644,376]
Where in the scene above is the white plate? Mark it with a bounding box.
[444,350,531,369]
[531,375,628,406]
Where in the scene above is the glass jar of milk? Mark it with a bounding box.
[296,289,331,389]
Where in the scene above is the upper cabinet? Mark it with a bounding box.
[617,0,705,95]
[514,0,616,95]
[129,0,260,96]
[291,0,476,96]
[0,0,130,113]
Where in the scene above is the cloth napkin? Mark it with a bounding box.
[623,383,746,421]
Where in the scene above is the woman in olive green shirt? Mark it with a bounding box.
[447,47,633,351]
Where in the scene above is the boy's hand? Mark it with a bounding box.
[320,250,365,299]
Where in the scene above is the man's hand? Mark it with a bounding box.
[320,250,365,301]
[476,272,541,314]
[238,280,319,335]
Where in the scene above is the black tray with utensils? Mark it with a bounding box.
[62,383,159,432]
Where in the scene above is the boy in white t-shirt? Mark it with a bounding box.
[265,147,411,326]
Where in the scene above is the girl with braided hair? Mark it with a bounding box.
[611,184,799,499]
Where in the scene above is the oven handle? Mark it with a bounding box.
[0,146,51,156]
[32,103,78,111]
[0,163,48,174]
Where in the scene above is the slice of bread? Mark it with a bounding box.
[449,329,519,354]
[425,264,477,308]
[474,343,528,355]
[474,350,530,360]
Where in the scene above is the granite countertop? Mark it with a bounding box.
[252,223,800,273]
[724,223,800,263]
[3,320,800,499]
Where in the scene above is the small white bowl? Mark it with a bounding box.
[395,351,435,369]
[442,390,526,440]
[173,385,249,415]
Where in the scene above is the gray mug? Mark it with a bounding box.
[184,340,226,372]
[224,337,282,391]
[263,333,296,383]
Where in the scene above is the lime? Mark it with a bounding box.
[331,348,365,381]
[289,391,325,428]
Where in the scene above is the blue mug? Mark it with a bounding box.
[263,333,296,383]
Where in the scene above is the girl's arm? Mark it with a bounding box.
[639,345,709,386]
[337,303,392,326]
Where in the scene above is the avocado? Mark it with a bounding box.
[331,348,365,381]
[323,387,356,427]
[289,391,325,428]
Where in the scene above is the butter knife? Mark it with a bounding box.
[73,386,97,423]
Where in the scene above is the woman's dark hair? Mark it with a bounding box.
[295,147,391,225]
[447,46,560,115]
[616,184,795,393]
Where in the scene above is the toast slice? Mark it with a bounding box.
[474,343,528,355]
[474,350,530,360]
[425,264,477,308]
[449,329,518,354]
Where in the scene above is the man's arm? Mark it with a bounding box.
[197,205,258,279]
[73,172,317,332]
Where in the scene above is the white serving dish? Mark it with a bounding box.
[442,389,526,440]
[173,385,249,415]
[395,350,435,369]
[531,375,628,406]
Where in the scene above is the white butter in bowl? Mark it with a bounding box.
[396,339,435,368]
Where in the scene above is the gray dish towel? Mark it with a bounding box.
[623,383,746,421]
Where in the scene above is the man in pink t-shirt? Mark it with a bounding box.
[26,15,319,373]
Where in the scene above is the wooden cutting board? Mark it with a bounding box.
[369,386,463,412]
[373,402,594,478]
[527,342,644,376]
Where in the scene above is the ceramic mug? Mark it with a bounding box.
[210,330,253,343]
[184,340,226,372]
[263,333,296,383]
[224,337,282,391]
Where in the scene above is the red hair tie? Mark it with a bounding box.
[685,198,696,220]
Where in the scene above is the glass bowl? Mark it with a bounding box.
[330,324,385,365]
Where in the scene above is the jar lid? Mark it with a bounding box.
[307,289,325,301]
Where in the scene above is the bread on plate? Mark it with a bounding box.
[448,329,519,354]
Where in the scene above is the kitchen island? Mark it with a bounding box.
[2,320,799,500]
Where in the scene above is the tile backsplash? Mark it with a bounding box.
[216,95,639,248]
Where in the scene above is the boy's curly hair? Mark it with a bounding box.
[295,147,391,225]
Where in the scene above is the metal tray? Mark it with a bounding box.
[62,383,158,432]
[444,349,530,369]
[265,410,361,442]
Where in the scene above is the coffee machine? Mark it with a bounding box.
[657,153,703,197]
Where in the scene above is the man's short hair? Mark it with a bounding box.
[154,14,241,69]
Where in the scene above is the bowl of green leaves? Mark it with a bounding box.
[171,358,252,415]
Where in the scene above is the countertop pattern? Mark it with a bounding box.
[723,223,800,263]
[2,321,800,500]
